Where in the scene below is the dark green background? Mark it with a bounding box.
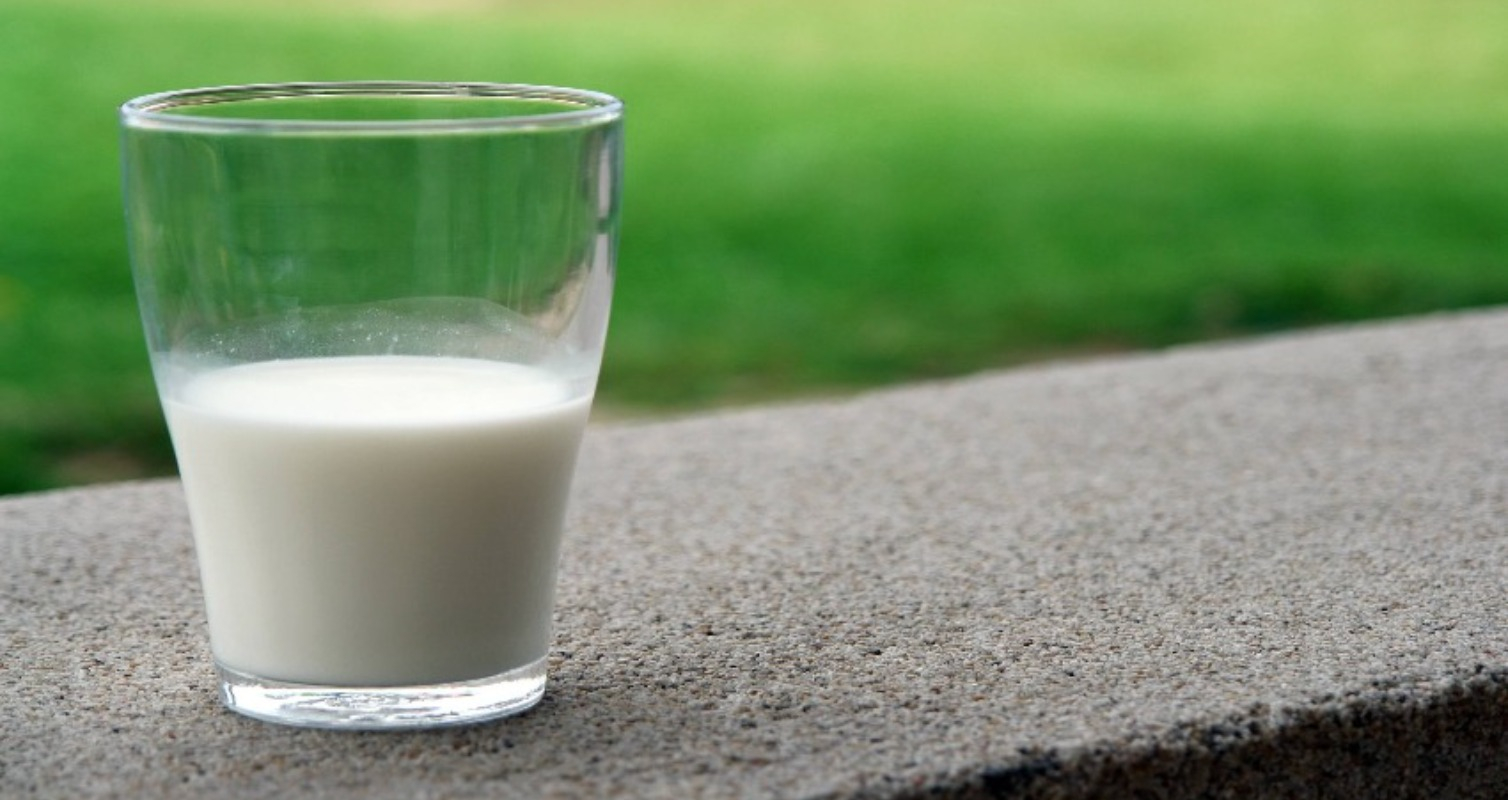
[2,0,1506,493]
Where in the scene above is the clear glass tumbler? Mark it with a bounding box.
[120,82,623,730]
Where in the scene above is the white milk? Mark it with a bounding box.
[165,356,592,687]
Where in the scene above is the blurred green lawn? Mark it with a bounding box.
[3,0,1507,493]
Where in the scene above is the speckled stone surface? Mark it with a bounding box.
[3,310,1506,799]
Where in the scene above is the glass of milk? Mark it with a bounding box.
[120,83,622,729]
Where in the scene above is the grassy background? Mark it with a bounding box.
[3,0,1507,493]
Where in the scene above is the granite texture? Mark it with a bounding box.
[2,309,1506,799]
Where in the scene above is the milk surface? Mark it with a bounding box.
[166,356,592,686]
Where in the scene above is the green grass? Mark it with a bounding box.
[3,0,1508,493]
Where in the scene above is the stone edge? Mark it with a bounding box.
[877,667,1508,799]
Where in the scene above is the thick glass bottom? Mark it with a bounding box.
[217,657,547,730]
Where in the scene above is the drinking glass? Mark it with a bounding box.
[120,82,622,730]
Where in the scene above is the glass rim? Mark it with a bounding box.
[120,81,623,134]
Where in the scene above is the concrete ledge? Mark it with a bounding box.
[3,309,1506,798]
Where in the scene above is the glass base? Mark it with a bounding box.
[217,657,547,730]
